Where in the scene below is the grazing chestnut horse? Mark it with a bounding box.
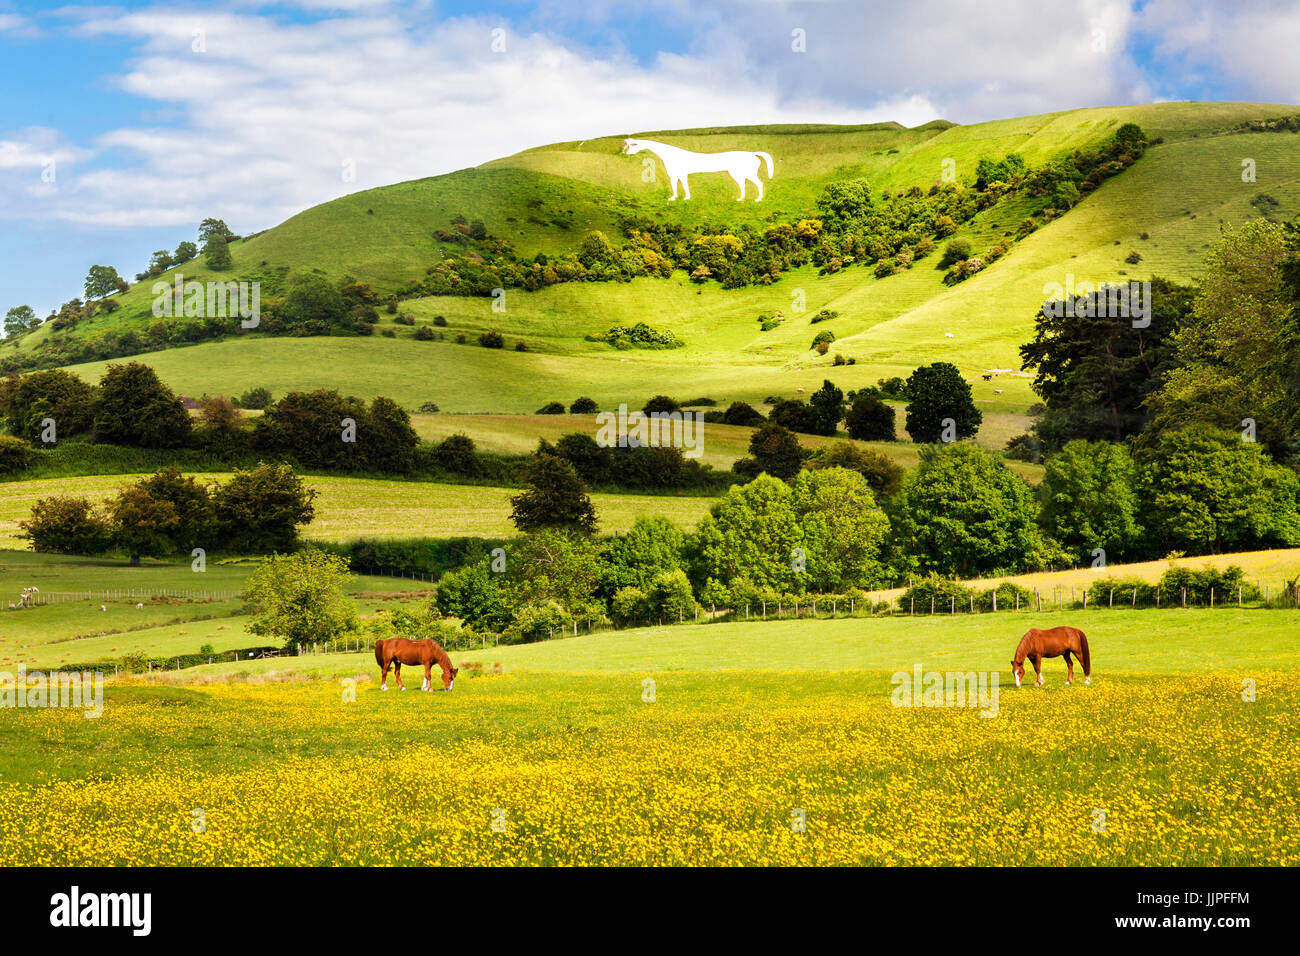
[1011,626,1091,687]
[374,637,458,692]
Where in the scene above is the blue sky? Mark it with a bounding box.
[3,0,1299,317]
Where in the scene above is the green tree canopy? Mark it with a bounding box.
[890,442,1054,577]
[245,549,357,650]
[903,362,982,444]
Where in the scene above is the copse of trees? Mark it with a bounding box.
[93,361,192,448]
[890,442,1057,577]
[254,389,419,474]
[1039,440,1143,565]
[17,464,316,559]
[845,389,896,441]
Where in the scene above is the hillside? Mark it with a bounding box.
[6,101,1300,423]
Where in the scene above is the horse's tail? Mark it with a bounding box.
[374,639,385,668]
[756,151,774,179]
[1077,630,1091,677]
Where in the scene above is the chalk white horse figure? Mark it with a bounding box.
[621,138,774,201]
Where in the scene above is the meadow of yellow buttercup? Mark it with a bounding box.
[0,670,1295,865]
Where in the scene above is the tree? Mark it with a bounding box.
[173,240,198,264]
[1,368,95,441]
[642,395,679,415]
[570,397,599,414]
[19,496,113,555]
[148,250,173,274]
[903,362,982,443]
[693,474,802,592]
[722,401,765,427]
[767,399,822,435]
[1021,277,1190,448]
[211,463,317,553]
[93,362,192,448]
[244,549,357,650]
[1039,440,1143,564]
[601,515,685,593]
[254,389,366,470]
[805,440,904,497]
[84,264,124,300]
[279,274,346,331]
[791,467,890,591]
[553,432,611,484]
[808,379,844,436]
[108,484,180,566]
[0,435,33,474]
[845,390,896,441]
[4,305,37,337]
[202,233,233,271]
[1145,221,1296,455]
[890,443,1054,577]
[133,467,215,552]
[363,396,419,473]
[432,434,479,475]
[510,454,598,535]
[1136,425,1300,556]
[435,557,511,631]
[198,218,235,244]
[743,421,806,480]
[504,528,605,616]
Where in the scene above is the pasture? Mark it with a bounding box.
[0,608,1296,865]
[0,473,717,550]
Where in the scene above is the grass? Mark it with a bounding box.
[12,103,1296,432]
[1,613,1296,864]
[0,473,718,550]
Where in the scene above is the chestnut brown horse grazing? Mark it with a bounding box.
[1011,626,1091,687]
[374,637,458,692]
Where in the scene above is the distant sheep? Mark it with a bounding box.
[945,332,954,339]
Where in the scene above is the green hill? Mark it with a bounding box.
[7,101,1300,425]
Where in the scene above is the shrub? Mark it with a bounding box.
[433,315,448,327]
[1,368,95,441]
[569,396,599,414]
[896,575,976,613]
[845,392,896,441]
[478,330,505,348]
[93,361,192,448]
[611,586,649,625]
[414,325,434,340]
[1085,576,1158,607]
[0,435,33,474]
[536,401,566,415]
[642,395,679,415]
[432,434,479,475]
[938,238,972,268]
[722,401,765,427]
[976,581,1035,611]
[237,386,273,410]
[211,463,317,553]
[19,496,113,555]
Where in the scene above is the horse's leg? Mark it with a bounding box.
[732,173,746,201]
[1033,654,1044,686]
[751,175,764,201]
[680,176,691,200]
[395,662,405,690]
[1064,650,1074,685]
[423,662,432,692]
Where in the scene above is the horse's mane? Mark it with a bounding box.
[1012,630,1035,662]
[428,640,452,670]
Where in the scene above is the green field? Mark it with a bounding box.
[0,473,717,549]
[1,609,1296,865]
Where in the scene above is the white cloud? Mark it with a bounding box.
[0,5,940,232]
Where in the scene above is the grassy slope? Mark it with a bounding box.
[0,474,718,549]
[13,102,1298,425]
